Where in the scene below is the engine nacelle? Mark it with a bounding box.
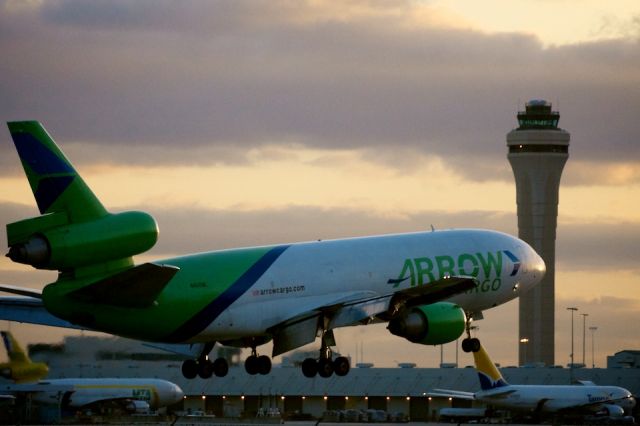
[7,211,158,270]
[601,404,625,417]
[125,399,150,414]
[387,302,466,345]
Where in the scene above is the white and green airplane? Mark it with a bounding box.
[429,341,636,420]
[0,121,545,380]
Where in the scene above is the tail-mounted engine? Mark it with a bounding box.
[6,211,158,271]
[387,302,466,345]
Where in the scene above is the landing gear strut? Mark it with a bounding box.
[301,330,350,378]
[181,342,229,379]
[461,316,481,353]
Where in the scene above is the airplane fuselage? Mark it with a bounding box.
[478,385,636,413]
[29,378,184,409]
[43,228,544,344]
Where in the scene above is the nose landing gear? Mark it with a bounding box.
[461,316,481,353]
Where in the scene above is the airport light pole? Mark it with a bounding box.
[520,338,529,365]
[581,313,588,366]
[567,307,578,382]
[590,326,598,368]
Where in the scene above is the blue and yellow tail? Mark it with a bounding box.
[473,344,509,390]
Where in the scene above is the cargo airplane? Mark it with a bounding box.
[0,331,184,412]
[430,342,636,419]
[0,121,545,380]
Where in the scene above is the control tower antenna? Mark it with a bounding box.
[507,99,570,366]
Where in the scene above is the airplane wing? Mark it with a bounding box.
[478,388,518,399]
[0,284,42,298]
[0,296,88,330]
[142,342,208,358]
[428,389,476,400]
[270,276,476,356]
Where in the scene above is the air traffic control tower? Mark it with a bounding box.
[507,100,569,366]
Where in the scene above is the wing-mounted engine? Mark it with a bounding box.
[125,399,151,414]
[6,211,158,271]
[387,301,466,345]
[600,404,625,417]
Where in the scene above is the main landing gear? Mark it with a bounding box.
[461,316,481,353]
[244,346,272,375]
[301,330,350,378]
[181,342,229,379]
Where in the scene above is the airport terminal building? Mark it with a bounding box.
[18,336,640,421]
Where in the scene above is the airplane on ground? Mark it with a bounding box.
[429,341,636,420]
[0,330,184,413]
[1,330,49,383]
[0,121,546,380]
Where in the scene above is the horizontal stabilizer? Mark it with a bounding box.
[69,263,179,308]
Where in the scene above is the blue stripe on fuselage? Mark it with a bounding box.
[164,245,290,343]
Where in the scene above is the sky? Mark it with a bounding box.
[0,0,639,369]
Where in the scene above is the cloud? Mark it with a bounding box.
[556,222,640,271]
[2,200,638,272]
[0,0,638,178]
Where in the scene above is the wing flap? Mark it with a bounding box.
[271,312,321,357]
[68,263,179,308]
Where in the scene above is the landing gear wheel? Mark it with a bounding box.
[462,337,481,353]
[245,354,259,375]
[318,358,334,378]
[302,358,318,378]
[213,358,229,377]
[181,359,198,379]
[198,359,214,379]
[333,356,350,376]
[257,355,272,375]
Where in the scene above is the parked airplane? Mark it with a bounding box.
[430,342,636,419]
[0,331,184,413]
[1,330,48,383]
[0,121,546,380]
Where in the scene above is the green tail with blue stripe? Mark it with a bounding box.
[6,121,158,278]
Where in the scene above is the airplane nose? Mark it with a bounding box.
[173,384,185,403]
[520,245,545,291]
[531,249,546,280]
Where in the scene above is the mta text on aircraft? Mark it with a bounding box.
[0,331,183,412]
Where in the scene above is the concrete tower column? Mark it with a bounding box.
[507,100,570,366]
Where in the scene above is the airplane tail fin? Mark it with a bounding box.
[1,331,49,383]
[1,331,30,363]
[8,121,107,221]
[473,343,509,391]
[5,121,158,277]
